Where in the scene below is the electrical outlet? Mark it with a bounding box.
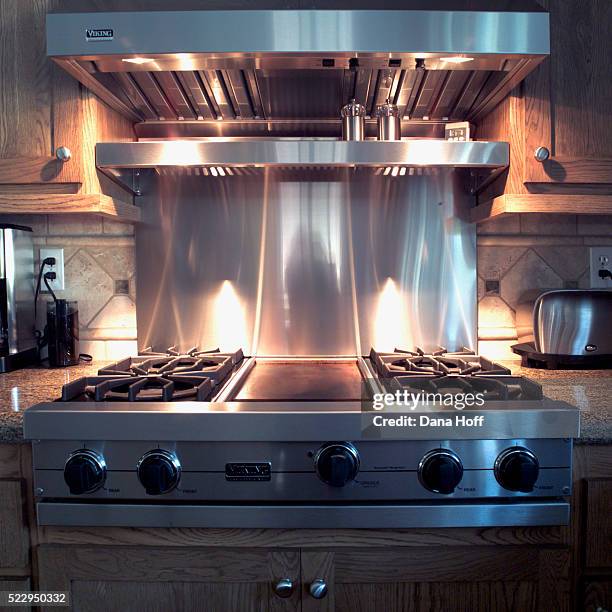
[589,246,612,289]
[39,248,65,291]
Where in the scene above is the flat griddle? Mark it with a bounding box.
[232,360,365,402]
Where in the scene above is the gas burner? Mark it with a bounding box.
[98,347,244,384]
[60,374,215,402]
[86,374,213,402]
[389,375,543,402]
[370,348,511,378]
[58,347,245,403]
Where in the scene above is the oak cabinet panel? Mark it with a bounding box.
[300,547,569,612]
[37,546,300,612]
[0,0,135,195]
[0,481,29,571]
[585,479,612,568]
[524,0,612,185]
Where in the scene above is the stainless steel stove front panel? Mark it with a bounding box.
[32,438,572,502]
[33,438,571,471]
[33,467,571,502]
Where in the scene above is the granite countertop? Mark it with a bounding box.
[501,361,612,444]
[0,361,610,444]
[0,361,108,442]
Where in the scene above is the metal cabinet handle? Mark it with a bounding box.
[534,146,550,162]
[309,579,328,599]
[273,578,294,598]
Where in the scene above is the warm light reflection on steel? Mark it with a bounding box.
[374,278,412,352]
[214,281,249,351]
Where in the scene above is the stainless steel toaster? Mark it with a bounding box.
[533,290,612,356]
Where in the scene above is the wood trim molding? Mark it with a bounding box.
[0,193,140,223]
[38,524,564,548]
[0,157,65,184]
[525,157,612,185]
[471,194,612,223]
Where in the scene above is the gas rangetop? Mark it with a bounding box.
[24,346,579,530]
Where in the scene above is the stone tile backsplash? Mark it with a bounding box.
[0,214,137,361]
[477,213,612,360]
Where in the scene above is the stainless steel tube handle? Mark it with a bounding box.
[309,579,328,599]
[273,578,294,598]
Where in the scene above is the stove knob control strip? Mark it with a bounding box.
[494,447,539,493]
[418,449,463,494]
[137,449,181,495]
[314,442,360,487]
[64,449,107,495]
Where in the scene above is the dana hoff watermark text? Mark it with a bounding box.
[372,414,485,428]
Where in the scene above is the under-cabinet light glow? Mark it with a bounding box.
[121,57,155,65]
[440,56,474,64]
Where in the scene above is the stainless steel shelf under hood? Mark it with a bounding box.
[96,139,509,176]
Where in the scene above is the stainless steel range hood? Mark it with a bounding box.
[47,7,549,134]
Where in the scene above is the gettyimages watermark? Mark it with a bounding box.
[360,380,488,438]
[372,389,486,411]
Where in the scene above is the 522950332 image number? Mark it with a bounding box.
[0,591,70,607]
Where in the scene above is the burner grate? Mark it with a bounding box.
[389,375,543,402]
[98,347,244,383]
[87,374,213,402]
[60,346,244,403]
[370,347,511,378]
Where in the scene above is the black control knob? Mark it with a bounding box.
[137,450,181,495]
[419,449,463,494]
[314,442,360,487]
[495,447,539,493]
[64,449,106,495]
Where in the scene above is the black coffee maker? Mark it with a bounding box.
[46,300,80,367]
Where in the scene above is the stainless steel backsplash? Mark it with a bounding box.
[135,169,476,356]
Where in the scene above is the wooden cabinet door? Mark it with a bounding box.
[37,546,299,612]
[0,0,68,185]
[301,547,570,612]
[0,1,134,188]
[524,0,612,185]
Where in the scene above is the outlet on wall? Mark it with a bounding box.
[39,248,65,291]
[589,246,612,289]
